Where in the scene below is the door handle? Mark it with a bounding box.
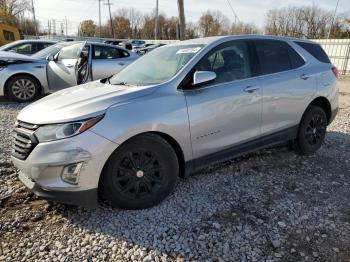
[66,64,74,68]
[300,74,311,80]
[118,63,125,66]
[243,85,260,93]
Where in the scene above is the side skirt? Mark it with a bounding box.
[185,125,298,175]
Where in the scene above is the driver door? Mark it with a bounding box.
[47,42,86,91]
[184,40,262,162]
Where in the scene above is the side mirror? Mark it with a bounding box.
[46,54,54,61]
[193,71,216,86]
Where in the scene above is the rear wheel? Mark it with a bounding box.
[294,105,327,155]
[7,75,40,102]
[99,134,179,209]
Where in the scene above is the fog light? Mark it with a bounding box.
[61,162,83,185]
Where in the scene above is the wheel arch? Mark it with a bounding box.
[4,73,43,96]
[98,131,186,192]
[308,96,332,125]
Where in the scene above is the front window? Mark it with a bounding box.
[32,43,65,59]
[109,44,204,86]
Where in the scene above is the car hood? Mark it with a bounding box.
[0,51,41,62]
[17,80,157,125]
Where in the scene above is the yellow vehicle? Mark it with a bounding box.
[0,24,20,46]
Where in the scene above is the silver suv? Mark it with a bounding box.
[12,35,338,209]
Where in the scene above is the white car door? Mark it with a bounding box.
[47,42,86,91]
[91,44,137,80]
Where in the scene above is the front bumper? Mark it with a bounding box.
[19,171,98,207]
[12,130,118,207]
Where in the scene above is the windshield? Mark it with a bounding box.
[0,41,18,50]
[109,44,204,86]
[31,43,67,59]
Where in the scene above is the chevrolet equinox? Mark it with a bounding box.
[12,35,338,209]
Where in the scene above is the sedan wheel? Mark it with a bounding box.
[7,75,40,102]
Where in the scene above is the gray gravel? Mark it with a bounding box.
[1,100,350,262]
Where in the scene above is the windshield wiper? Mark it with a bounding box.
[111,81,135,87]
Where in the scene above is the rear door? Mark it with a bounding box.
[47,42,85,91]
[184,40,262,161]
[91,45,134,80]
[253,39,317,136]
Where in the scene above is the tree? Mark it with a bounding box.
[264,5,349,38]
[198,10,230,37]
[231,22,259,35]
[112,16,131,39]
[79,20,96,37]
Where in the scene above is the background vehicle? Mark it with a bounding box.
[0,24,20,46]
[12,35,338,210]
[0,41,138,102]
[128,39,146,52]
[137,43,166,55]
[0,39,56,55]
[104,40,123,46]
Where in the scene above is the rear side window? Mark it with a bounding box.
[93,45,129,59]
[254,40,305,75]
[294,41,331,64]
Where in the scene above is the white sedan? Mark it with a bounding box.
[0,41,139,102]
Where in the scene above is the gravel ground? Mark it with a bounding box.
[0,100,350,262]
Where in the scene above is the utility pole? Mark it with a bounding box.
[155,0,159,40]
[48,20,51,38]
[31,0,38,36]
[327,0,340,39]
[104,0,115,38]
[65,16,68,36]
[98,0,102,37]
[53,19,56,35]
[177,0,185,40]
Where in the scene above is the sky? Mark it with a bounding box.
[32,0,350,35]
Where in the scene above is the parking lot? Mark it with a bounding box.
[0,80,349,261]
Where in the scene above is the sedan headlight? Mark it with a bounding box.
[35,115,104,142]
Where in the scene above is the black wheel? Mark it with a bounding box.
[6,75,40,102]
[294,105,327,155]
[99,134,179,209]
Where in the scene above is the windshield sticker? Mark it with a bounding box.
[176,47,201,54]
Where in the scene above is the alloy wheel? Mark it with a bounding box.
[11,79,36,100]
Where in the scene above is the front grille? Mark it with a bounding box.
[12,121,39,160]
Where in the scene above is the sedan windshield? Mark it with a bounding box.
[31,42,70,59]
[109,44,204,86]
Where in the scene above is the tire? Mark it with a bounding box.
[6,75,40,102]
[294,105,327,155]
[99,134,179,209]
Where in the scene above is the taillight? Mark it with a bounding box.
[332,66,339,79]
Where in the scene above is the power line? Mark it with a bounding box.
[226,0,239,25]
[327,0,340,39]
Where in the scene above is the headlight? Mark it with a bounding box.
[35,115,104,142]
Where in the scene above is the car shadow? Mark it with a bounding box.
[56,129,350,260]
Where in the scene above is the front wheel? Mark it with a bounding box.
[99,134,179,209]
[293,105,327,155]
[7,75,40,102]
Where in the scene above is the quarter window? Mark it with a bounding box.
[254,40,305,75]
[294,41,331,64]
[195,41,251,86]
